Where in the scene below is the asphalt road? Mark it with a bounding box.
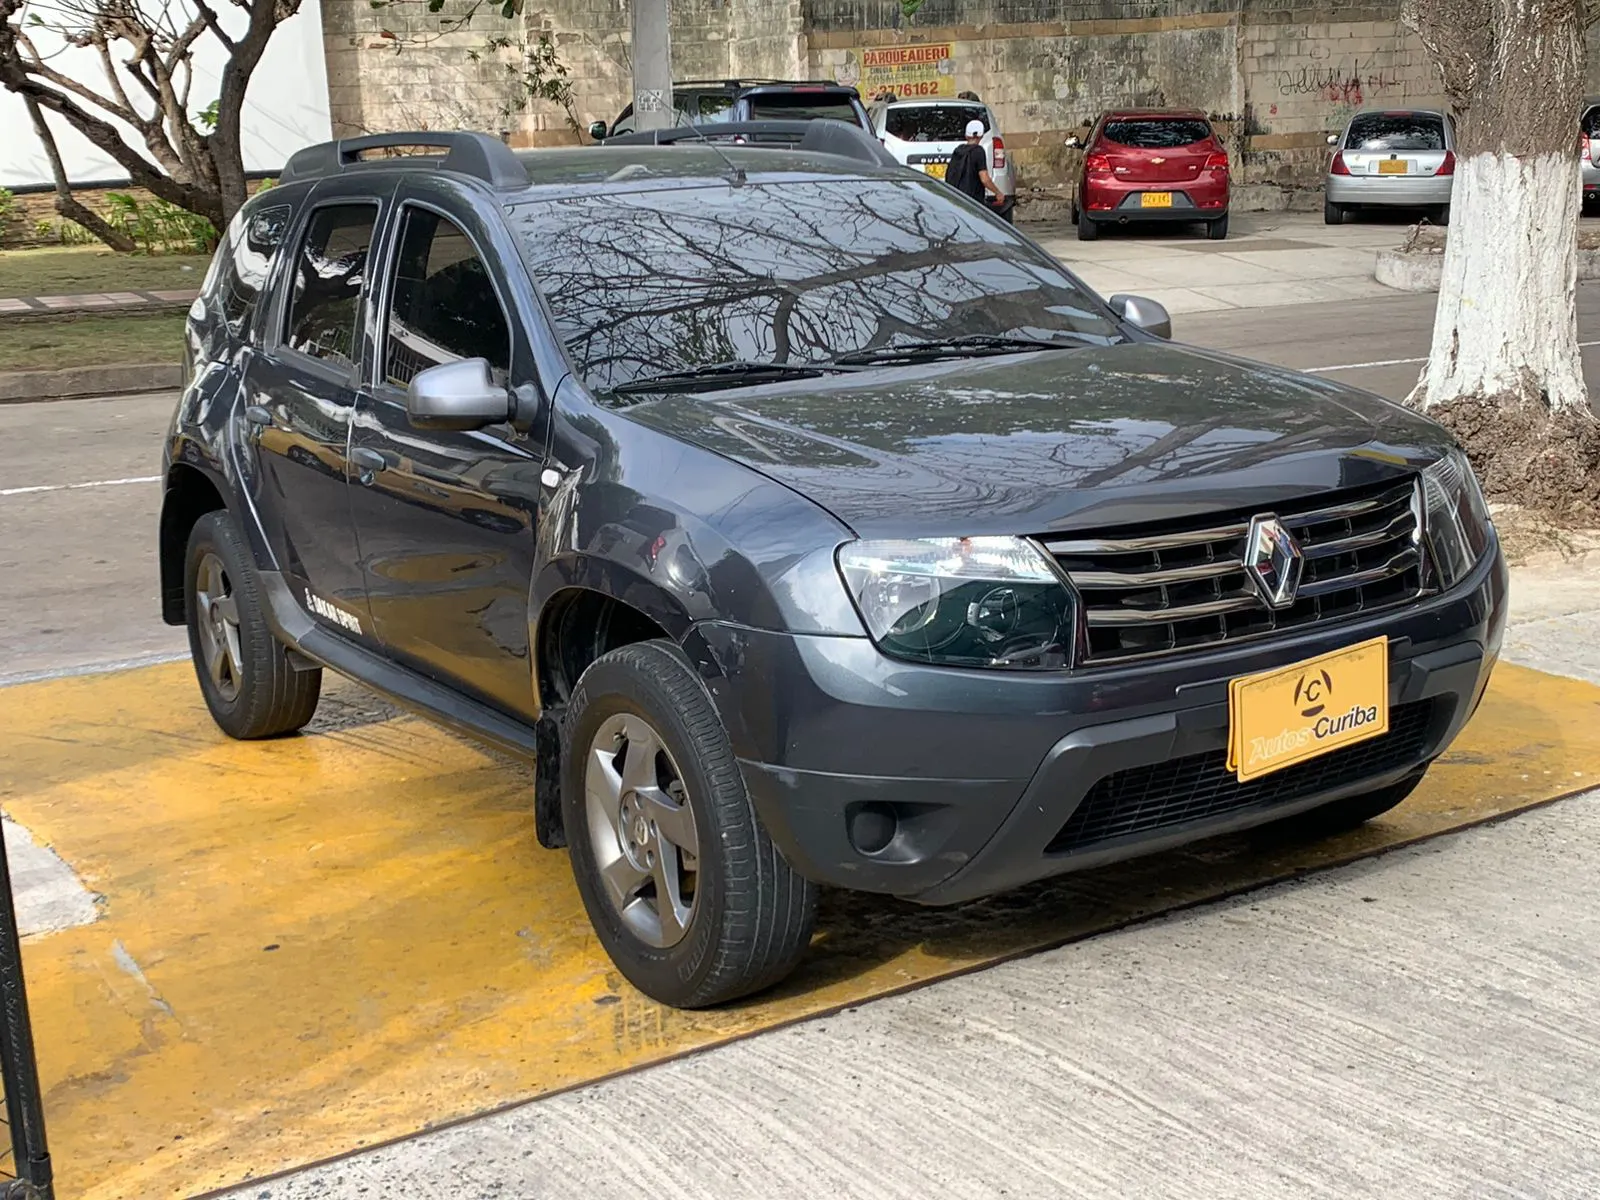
[7,285,1600,684]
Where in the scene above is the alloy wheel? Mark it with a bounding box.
[584,712,700,948]
[195,551,244,702]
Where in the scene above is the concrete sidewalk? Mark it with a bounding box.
[0,288,196,319]
[1032,210,1408,316]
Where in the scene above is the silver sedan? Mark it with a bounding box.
[1324,109,1455,225]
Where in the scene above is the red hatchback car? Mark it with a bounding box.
[1071,109,1231,241]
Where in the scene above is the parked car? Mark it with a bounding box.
[161,125,1504,1009]
[1067,109,1231,241]
[590,79,871,139]
[871,98,1016,221]
[1581,95,1600,213]
[1325,109,1455,225]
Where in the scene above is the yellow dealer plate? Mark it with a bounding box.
[1141,191,1174,207]
[1226,636,1389,782]
[923,162,947,180]
[1378,159,1410,174]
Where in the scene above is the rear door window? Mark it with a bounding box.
[697,93,736,123]
[1344,113,1445,151]
[885,105,988,141]
[1582,106,1600,137]
[746,92,862,124]
[283,203,378,369]
[1100,119,1213,149]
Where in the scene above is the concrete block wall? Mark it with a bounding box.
[317,0,1600,205]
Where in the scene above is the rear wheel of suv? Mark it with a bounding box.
[184,511,321,739]
[1205,213,1229,240]
[562,640,818,1008]
[1324,199,1345,225]
[1076,215,1100,241]
[1281,768,1426,839]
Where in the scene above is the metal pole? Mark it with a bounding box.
[0,828,51,1200]
[630,0,673,132]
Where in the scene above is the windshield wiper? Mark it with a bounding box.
[831,333,1088,367]
[608,360,859,396]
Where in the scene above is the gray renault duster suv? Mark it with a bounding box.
[159,125,1504,1008]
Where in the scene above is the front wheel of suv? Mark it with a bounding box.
[562,640,818,1008]
[184,510,321,739]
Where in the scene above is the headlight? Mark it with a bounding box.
[837,536,1076,668]
[1421,449,1494,589]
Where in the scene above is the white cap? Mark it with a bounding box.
[965,119,985,138]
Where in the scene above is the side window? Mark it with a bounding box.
[611,107,636,136]
[383,207,511,388]
[284,203,377,368]
[216,204,292,335]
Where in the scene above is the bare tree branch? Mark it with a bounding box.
[24,92,135,250]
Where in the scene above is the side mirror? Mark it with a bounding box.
[1064,134,1083,149]
[1109,294,1172,340]
[1326,132,1339,146]
[588,120,608,141]
[406,359,510,431]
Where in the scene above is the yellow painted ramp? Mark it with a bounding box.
[2,661,1597,1199]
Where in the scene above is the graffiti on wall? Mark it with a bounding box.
[1274,58,1401,106]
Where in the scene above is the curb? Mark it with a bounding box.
[1376,244,1600,294]
[0,300,192,325]
[0,363,181,403]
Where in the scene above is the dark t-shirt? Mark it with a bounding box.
[946,142,988,202]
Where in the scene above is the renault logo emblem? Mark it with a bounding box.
[1244,515,1303,609]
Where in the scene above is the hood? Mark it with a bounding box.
[620,341,1451,539]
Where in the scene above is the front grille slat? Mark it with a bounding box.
[1046,700,1435,853]
[1085,593,1261,626]
[1048,478,1425,665]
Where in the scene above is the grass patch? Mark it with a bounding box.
[0,313,184,372]
[0,246,209,299]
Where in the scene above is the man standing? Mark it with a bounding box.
[946,119,1004,209]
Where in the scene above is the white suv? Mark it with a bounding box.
[871,99,1016,220]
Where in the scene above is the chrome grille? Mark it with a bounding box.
[1044,478,1425,665]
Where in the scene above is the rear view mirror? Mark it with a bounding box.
[1326,132,1340,146]
[1109,294,1172,340]
[1064,134,1083,149]
[406,359,511,431]
[588,120,608,141]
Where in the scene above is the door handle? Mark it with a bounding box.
[351,448,388,472]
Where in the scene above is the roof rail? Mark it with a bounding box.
[601,119,901,170]
[279,132,530,188]
[671,77,851,89]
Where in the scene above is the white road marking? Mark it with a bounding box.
[0,474,160,498]
[1305,338,1600,375]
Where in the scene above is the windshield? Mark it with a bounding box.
[886,105,989,141]
[509,178,1116,397]
[1345,113,1445,151]
[1101,119,1212,149]
[747,93,862,124]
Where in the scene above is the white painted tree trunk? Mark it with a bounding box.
[1412,150,1587,413]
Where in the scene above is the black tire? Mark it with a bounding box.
[1324,199,1345,225]
[1281,768,1427,838]
[1205,213,1229,240]
[1077,215,1100,241]
[184,510,321,739]
[562,639,818,1008]
[1431,203,1450,227]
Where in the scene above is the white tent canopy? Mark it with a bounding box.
[0,0,331,190]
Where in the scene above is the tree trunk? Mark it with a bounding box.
[1404,0,1600,518]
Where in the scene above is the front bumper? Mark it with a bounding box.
[691,542,1507,905]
